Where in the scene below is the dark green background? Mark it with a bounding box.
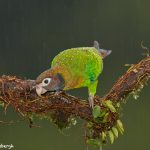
[0,0,150,150]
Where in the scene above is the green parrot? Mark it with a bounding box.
[35,41,111,108]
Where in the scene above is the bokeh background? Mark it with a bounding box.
[0,0,150,150]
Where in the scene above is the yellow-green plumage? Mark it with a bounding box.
[36,41,112,108]
[51,47,103,97]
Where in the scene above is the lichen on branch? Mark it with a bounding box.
[0,56,150,148]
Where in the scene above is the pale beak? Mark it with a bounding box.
[36,83,47,96]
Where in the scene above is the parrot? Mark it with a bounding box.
[35,41,111,108]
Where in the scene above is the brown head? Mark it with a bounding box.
[35,69,65,96]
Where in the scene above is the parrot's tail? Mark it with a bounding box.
[93,41,112,59]
[99,48,112,59]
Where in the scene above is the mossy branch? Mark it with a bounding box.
[0,56,150,147]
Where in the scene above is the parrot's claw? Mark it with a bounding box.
[54,90,64,96]
[88,94,94,109]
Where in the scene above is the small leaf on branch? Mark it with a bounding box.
[92,105,101,118]
[112,127,119,138]
[102,100,116,112]
[116,120,124,134]
[108,130,115,144]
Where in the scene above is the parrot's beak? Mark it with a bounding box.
[36,83,47,96]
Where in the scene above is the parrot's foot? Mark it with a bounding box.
[88,94,94,108]
[54,90,64,96]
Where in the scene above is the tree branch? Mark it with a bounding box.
[0,56,150,146]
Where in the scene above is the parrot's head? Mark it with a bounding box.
[35,69,65,96]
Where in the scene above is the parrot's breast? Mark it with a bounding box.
[51,47,103,90]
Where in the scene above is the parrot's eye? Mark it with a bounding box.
[42,78,51,87]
